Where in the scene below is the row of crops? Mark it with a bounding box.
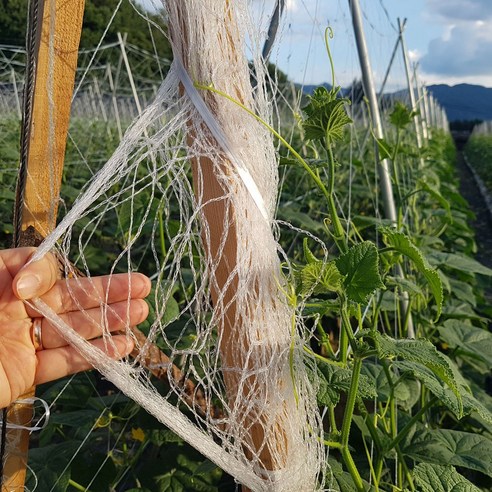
[466,122,492,196]
[1,49,492,492]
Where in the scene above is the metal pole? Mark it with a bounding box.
[117,32,142,115]
[348,0,397,223]
[423,87,432,137]
[398,18,422,148]
[262,0,285,62]
[10,68,22,119]
[349,0,415,339]
[106,64,123,139]
[378,21,404,99]
[413,63,428,141]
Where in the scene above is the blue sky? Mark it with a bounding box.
[269,0,492,89]
[140,0,492,89]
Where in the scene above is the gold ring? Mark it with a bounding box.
[31,318,43,351]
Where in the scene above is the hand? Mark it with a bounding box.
[0,247,151,408]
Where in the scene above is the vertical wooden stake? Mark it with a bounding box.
[167,1,294,487]
[2,1,85,490]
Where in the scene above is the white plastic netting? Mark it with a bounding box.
[26,0,325,490]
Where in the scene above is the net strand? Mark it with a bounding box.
[24,1,325,489]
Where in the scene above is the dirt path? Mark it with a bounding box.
[455,149,492,299]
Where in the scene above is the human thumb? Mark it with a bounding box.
[13,252,60,300]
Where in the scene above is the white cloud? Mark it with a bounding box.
[420,0,492,84]
[426,0,492,22]
[408,49,421,63]
[421,21,492,79]
[285,0,298,12]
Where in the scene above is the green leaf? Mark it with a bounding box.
[386,275,423,295]
[26,442,80,492]
[299,260,342,296]
[402,428,492,477]
[441,299,487,322]
[376,138,394,160]
[395,361,460,420]
[381,227,443,320]
[277,202,325,233]
[413,463,481,492]
[327,457,376,492]
[303,238,319,265]
[279,155,328,169]
[389,101,416,129]
[467,381,492,432]
[150,429,184,446]
[447,278,477,307]
[372,333,462,416]
[298,240,343,296]
[335,241,384,303]
[417,179,451,217]
[428,251,492,276]
[302,86,352,146]
[316,360,376,406]
[362,361,420,411]
[439,320,492,369]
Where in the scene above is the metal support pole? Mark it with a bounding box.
[423,87,432,137]
[348,0,397,223]
[413,63,428,141]
[10,68,22,119]
[378,21,404,99]
[117,32,142,115]
[106,64,123,139]
[398,18,422,148]
[262,0,285,62]
[349,0,415,339]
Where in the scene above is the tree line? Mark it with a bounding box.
[0,0,172,79]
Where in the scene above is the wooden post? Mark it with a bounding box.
[167,1,297,487]
[2,0,85,489]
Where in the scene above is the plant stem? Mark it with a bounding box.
[386,397,437,452]
[303,346,344,367]
[195,83,348,253]
[68,479,88,491]
[316,319,335,357]
[341,356,365,491]
[326,146,348,252]
[362,435,380,491]
[328,404,339,434]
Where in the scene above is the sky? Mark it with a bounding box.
[139,0,492,90]
[267,0,492,89]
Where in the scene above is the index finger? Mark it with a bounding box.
[25,272,152,317]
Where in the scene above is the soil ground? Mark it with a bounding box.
[454,146,492,395]
[455,148,492,302]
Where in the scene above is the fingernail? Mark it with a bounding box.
[16,274,41,299]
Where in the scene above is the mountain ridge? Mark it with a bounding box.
[426,83,492,122]
[301,82,492,122]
